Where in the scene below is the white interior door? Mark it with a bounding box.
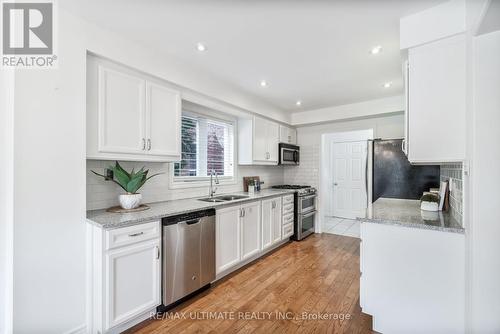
[330,141,368,219]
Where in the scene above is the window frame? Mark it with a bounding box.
[169,108,238,189]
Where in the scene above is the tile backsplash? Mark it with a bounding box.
[440,163,463,225]
[283,144,320,188]
[87,160,284,210]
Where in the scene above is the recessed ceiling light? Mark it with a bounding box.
[296,100,302,106]
[383,81,392,88]
[371,45,382,55]
[196,43,207,52]
[260,80,267,87]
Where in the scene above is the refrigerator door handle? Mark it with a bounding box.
[365,141,370,206]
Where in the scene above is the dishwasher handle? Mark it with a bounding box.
[162,209,215,226]
[184,219,201,225]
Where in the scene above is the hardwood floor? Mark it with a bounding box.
[125,233,374,334]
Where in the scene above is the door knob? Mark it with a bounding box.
[334,183,338,186]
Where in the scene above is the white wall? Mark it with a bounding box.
[290,95,404,126]
[12,10,88,333]
[0,70,14,334]
[469,30,500,333]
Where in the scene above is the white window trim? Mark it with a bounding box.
[169,108,238,189]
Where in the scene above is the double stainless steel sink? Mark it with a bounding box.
[198,194,249,203]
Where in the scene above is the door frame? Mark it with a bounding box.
[319,129,373,233]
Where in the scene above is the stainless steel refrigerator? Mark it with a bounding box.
[372,139,440,202]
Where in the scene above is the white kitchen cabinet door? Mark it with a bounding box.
[238,116,279,165]
[216,206,241,274]
[279,125,297,144]
[261,199,273,249]
[262,197,282,249]
[145,82,181,159]
[88,56,183,162]
[407,34,466,163]
[266,121,280,163]
[104,239,160,330]
[98,65,146,155]
[271,198,282,244]
[240,201,261,260]
[253,116,269,162]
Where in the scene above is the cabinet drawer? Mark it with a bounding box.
[282,223,294,239]
[282,213,294,226]
[283,194,294,204]
[105,221,160,250]
[283,203,294,215]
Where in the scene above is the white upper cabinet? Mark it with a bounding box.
[98,68,146,155]
[238,116,280,165]
[406,34,466,163]
[279,125,297,144]
[253,116,269,162]
[146,82,181,157]
[267,121,280,163]
[87,56,181,162]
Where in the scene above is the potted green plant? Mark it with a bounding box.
[92,161,162,210]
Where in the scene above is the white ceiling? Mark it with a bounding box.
[61,0,444,112]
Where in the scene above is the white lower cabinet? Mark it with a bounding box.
[216,202,263,274]
[360,222,465,333]
[216,195,293,278]
[261,197,282,249]
[272,199,282,244]
[105,239,161,329]
[89,220,161,334]
[240,201,261,260]
[216,205,242,274]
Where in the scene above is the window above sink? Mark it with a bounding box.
[169,104,237,189]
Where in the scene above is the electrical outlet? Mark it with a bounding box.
[105,168,113,181]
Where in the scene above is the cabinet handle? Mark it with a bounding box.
[242,208,246,217]
[147,139,151,151]
[142,138,146,150]
[155,246,160,260]
[239,208,243,217]
[128,232,144,237]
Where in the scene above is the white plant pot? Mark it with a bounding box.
[119,193,142,210]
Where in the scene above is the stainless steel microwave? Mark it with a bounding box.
[279,143,300,165]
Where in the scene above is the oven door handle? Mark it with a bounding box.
[299,194,317,201]
[301,210,316,219]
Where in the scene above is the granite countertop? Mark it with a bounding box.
[358,197,465,234]
[87,189,295,229]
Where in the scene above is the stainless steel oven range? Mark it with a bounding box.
[271,185,317,240]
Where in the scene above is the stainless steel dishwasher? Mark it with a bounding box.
[161,209,215,309]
